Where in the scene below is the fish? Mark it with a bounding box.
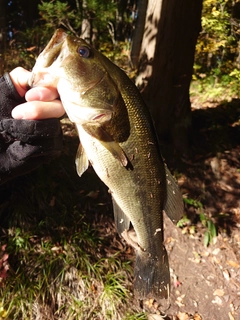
[29,29,183,301]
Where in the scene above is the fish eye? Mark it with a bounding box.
[78,46,91,58]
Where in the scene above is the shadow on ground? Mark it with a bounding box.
[0,99,239,320]
[164,99,240,233]
[161,98,240,320]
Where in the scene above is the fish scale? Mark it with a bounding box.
[76,68,169,299]
[29,28,183,302]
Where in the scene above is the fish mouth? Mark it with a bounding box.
[46,29,68,48]
[37,29,68,67]
[28,29,68,87]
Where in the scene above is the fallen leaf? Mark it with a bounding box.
[144,298,155,308]
[228,312,235,320]
[177,312,189,320]
[223,269,230,281]
[175,295,185,307]
[213,288,225,296]
[86,190,99,199]
[212,248,220,255]
[212,296,222,305]
[227,260,239,268]
[26,46,37,51]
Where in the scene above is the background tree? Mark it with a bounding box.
[2,0,240,151]
[1,1,240,319]
[130,0,148,68]
[134,0,203,155]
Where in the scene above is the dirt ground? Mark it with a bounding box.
[1,97,238,320]
[64,97,240,320]
[82,97,240,320]
[158,98,240,320]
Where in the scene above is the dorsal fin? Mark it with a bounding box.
[164,165,184,224]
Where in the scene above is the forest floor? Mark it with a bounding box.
[84,95,240,320]
[63,95,240,320]
[146,97,240,320]
[0,95,239,320]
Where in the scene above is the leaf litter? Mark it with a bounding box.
[0,99,239,319]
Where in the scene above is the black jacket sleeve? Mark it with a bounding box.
[0,73,63,185]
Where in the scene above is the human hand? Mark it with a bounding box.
[0,67,63,184]
[9,67,65,120]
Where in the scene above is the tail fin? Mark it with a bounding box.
[134,246,170,301]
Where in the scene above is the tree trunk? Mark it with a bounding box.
[81,18,92,43]
[130,0,148,68]
[115,0,128,41]
[81,0,92,44]
[135,0,203,155]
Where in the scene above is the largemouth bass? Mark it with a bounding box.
[29,29,183,301]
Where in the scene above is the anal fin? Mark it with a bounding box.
[112,196,130,236]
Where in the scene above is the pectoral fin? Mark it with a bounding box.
[112,196,130,236]
[164,165,184,224]
[82,123,128,167]
[75,143,89,177]
[101,140,128,166]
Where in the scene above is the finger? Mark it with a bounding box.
[11,100,65,120]
[26,87,59,102]
[9,67,31,97]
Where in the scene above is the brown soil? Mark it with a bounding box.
[74,97,240,320]
[1,97,239,320]
[65,98,240,320]
[156,98,240,320]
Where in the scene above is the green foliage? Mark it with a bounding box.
[195,0,237,73]
[84,0,117,30]
[38,0,81,34]
[123,313,148,320]
[3,0,124,72]
[199,212,217,247]
[193,0,240,98]
[178,197,217,247]
[39,0,117,41]
[190,71,240,102]
[177,214,191,228]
